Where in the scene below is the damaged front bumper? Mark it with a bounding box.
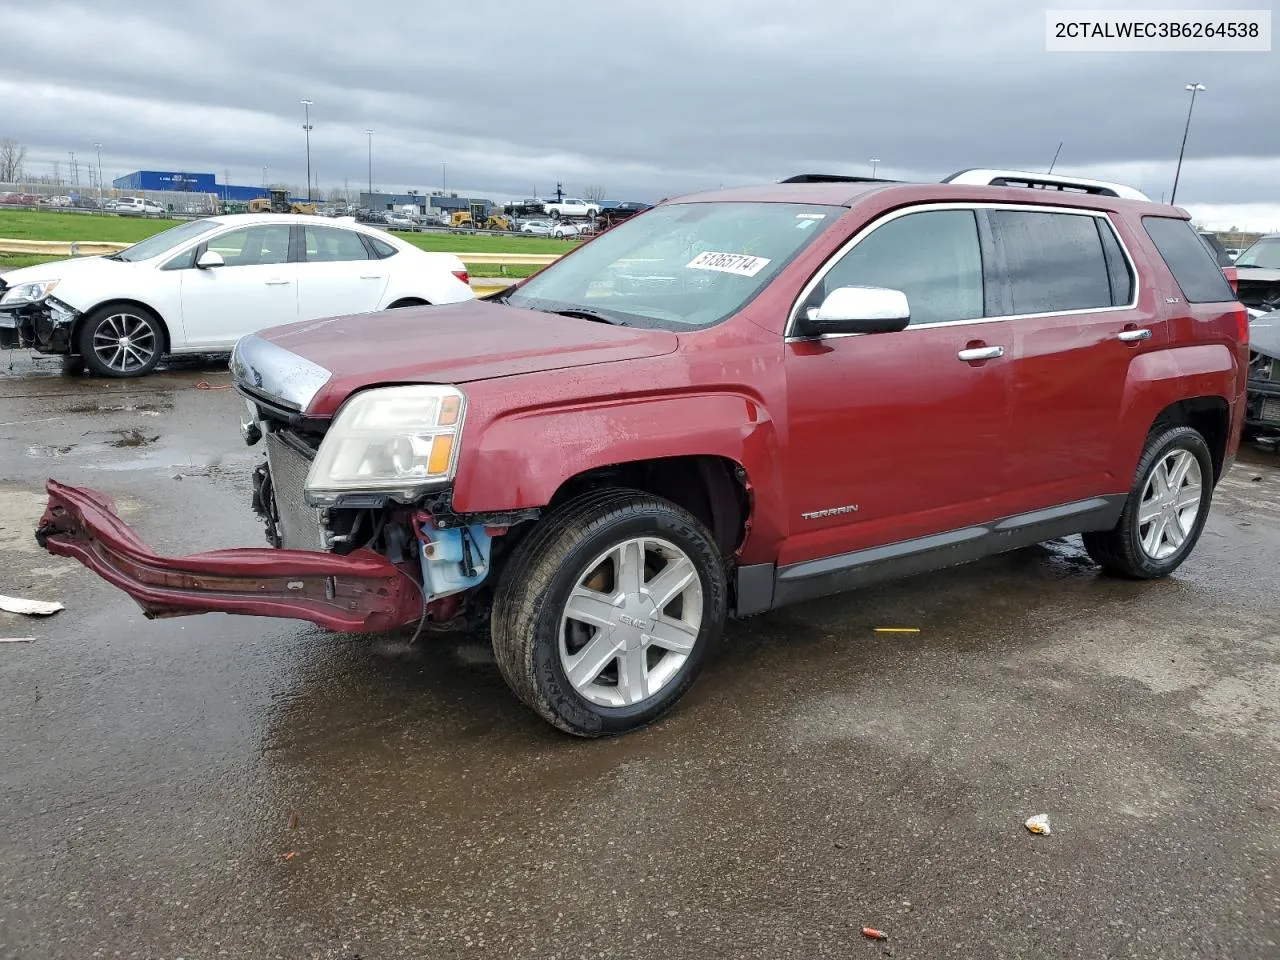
[34,479,425,632]
[0,298,80,353]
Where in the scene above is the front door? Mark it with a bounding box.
[781,207,1012,567]
[179,222,297,349]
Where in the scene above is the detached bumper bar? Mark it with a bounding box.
[35,479,423,633]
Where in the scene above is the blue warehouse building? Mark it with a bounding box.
[113,170,270,202]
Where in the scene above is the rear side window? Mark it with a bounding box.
[1142,217,1235,303]
[1096,218,1134,305]
[989,210,1112,314]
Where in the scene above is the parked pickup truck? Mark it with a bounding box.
[542,197,600,220]
[36,172,1249,736]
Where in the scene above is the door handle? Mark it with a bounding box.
[957,345,1004,361]
[264,279,291,286]
[1117,328,1152,342]
[359,274,384,280]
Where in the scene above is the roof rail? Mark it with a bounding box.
[943,168,1150,201]
[780,174,898,184]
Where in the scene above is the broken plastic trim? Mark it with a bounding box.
[35,479,423,633]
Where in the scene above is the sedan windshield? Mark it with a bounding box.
[506,201,841,329]
[112,219,221,262]
[1235,237,1280,270]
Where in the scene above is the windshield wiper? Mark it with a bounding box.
[104,253,126,262]
[549,307,628,326]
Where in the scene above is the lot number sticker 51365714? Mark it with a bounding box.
[686,251,772,277]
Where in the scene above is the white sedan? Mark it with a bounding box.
[0,214,473,377]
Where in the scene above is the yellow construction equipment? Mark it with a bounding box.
[248,189,316,215]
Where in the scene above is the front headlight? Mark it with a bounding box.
[0,279,59,305]
[304,384,465,504]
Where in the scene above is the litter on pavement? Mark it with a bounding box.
[1025,814,1052,835]
[0,595,64,616]
[861,926,889,940]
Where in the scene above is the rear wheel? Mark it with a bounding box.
[77,306,164,378]
[1082,425,1213,579]
[491,489,726,736]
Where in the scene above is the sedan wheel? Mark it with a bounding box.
[77,307,163,378]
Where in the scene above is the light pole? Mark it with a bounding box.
[365,129,374,198]
[1170,83,1204,206]
[301,99,314,202]
[441,161,447,193]
[262,166,268,188]
[869,158,881,178]
[94,142,103,206]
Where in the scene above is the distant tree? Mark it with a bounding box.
[0,138,26,182]
[327,187,346,204]
[583,184,607,203]
[50,160,62,185]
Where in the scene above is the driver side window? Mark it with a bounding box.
[205,224,291,267]
[812,209,983,326]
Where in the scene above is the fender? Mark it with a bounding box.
[451,390,788,562]
[1114,343,1236,474]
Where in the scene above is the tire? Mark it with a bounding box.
[1082,425,1214,579]
[77,305,164,378]
[549,210,561,220]
[491,488,727,737]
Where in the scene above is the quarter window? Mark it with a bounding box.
[813,209,983,326]
[367,236,398,259]
[1142,216,1235,303]
[205,224,291,266]
[989,210,1113,314]
[304,225,371,262]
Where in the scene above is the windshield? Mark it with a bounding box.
[1235,237,1280,270]
[506,201,840,329]
[114,219,221,262]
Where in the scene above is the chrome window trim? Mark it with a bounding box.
[785,201,1141,341]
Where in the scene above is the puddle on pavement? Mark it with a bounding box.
[26,443,75,458]
[108,429,159,448]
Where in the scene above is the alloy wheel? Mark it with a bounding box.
[558,536,703,708]
[1137,448,1202,560]
[91,313,157,374]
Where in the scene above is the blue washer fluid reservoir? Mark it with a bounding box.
[418,524,492,599]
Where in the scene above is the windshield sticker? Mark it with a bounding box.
[795,213,826,219]
[686,251,772,277]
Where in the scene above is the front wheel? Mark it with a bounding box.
[1082,425,1214,578]
[77,306,164,378]
[491,489,727,736]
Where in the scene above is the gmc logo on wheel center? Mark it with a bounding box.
[618,615,653,630]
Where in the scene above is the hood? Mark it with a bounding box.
[1250,310,1280,360]
[1,255,136,293]
[249,299,679,417]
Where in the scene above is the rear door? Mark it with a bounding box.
[295,223,389,320]
[993,207,1157,513]
[781,206,1013,565]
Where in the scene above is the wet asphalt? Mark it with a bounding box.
[0,349,1278,960]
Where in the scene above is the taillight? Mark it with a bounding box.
[1232,305,1249,345]
[451,269,469,285]
[1222,264,1238,294]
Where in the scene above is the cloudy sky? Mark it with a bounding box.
[2,0,1278,228]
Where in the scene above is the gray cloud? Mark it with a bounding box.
[1,0,1277,216]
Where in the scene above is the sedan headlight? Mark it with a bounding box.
[0,279,59,305]
[304,385,465,504]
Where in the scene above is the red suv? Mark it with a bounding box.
[37,170,1249,736]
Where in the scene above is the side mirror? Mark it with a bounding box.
[196,250,225,269]
[798,285,910,337]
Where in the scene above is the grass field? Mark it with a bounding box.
[0,209,573,255]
